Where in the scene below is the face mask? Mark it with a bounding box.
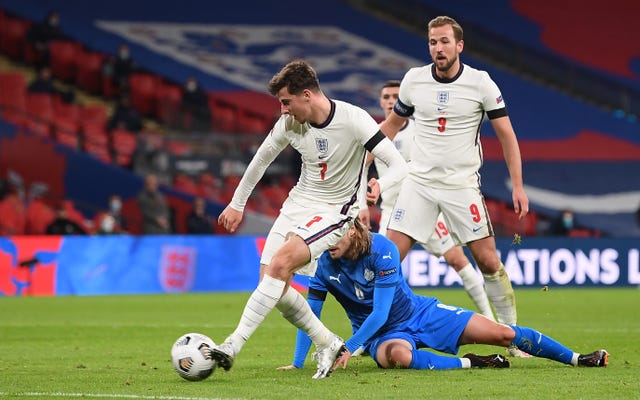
[562,215,574,229]
[119,50,130,59]
[110,200,122,212]
[49,17,59,27]
[186,82,197,92]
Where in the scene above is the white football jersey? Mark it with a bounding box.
[374,119,415,211]
[230,100,380,211]
[396,63,506,189]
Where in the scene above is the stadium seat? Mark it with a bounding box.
[53,98,80,122]
[111,128,138,167]
[75,50,105,94]
[83,140,112,163]
[166,139,191,156]
[0,72,27,114]
[0,17,30,61]
[156,83,182,125]
[173,174,199,195]
[25,198,56,235]
[23,118,52,138]
[49,40,82,82]
[208,96,237,132]
[53,117,80,149]
[25,93,55,123]
[128,73,161,116]
[0,193,26,235]
[79,104,108,126]
[238,111,269,135]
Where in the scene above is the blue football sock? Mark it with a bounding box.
[511,325,574,364]
[408,349,462,370]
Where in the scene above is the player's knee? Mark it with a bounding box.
[384,344,412,368]
[495,324,516,346]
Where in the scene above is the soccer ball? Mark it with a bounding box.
[171,332,217,381]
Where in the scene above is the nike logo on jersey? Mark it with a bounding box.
[437,105,447,111]
[329,274,341,284]
[472,226,483,233]
[382,252,392,260]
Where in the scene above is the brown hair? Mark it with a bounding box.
[345,217,372,260]
[381,80,400,90]
[427,16,464,42]
[267,60,321,96]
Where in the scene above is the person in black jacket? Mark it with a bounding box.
[186,196,213,234]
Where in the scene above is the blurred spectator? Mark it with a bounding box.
[45,202,87,235]
[93,194,127,234]
[28,66,75,103]
[636,203,640,228]
[102,44,137,95]
[107,194,127,231]
[181,77,211,132]
[548,208,576,236]
[186,196,214,234]
[95,214,118,235]
[25,10,64,67]
[0,183,26,235]
[137,173,171,234]
[107,95,143,132]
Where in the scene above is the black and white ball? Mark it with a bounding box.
[171,333,217,381]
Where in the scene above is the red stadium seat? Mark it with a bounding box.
[0,17,30,61]
[111,128,138,167]
[129,73,161,116]
[0,194,26,235]
[156,83,182,125]
[53,98,80,122]
[25,93,55,123]
[80,104,108,126]
[75,50,105,94]
[23,118,52,138]
[0,72,27,113]
[25,198,56,235]
[173,174,199,195]
[53,117,80,149]
[49,40,82,82]
[208,95,237,132]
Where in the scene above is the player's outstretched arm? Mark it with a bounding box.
[491,116,529,219]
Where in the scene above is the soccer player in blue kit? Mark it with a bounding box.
[280,218,608,372]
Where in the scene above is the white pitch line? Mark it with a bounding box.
[0,392,249,400]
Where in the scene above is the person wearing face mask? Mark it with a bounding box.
[102,44,138,95]
[93,194,127,234]
[181,77,211,132]
[26,10,64,68]
[548,208,577,236]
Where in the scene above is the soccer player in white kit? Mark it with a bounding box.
[379,16,530,356]
[373,80,494,320]
[212,60,409,378]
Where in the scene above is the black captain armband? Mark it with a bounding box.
[364,130,386,152]
[486,107,508,119]
[308,287,328,301]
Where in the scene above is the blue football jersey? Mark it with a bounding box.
[311,233,418,338]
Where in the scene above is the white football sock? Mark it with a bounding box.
[277,287,333,347]
[483,263,517,325]
[227,274,285,355]
[457,263,495,321]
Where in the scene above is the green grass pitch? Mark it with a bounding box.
[1,287,639,400]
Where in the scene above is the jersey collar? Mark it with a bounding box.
[431,63,464,83]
